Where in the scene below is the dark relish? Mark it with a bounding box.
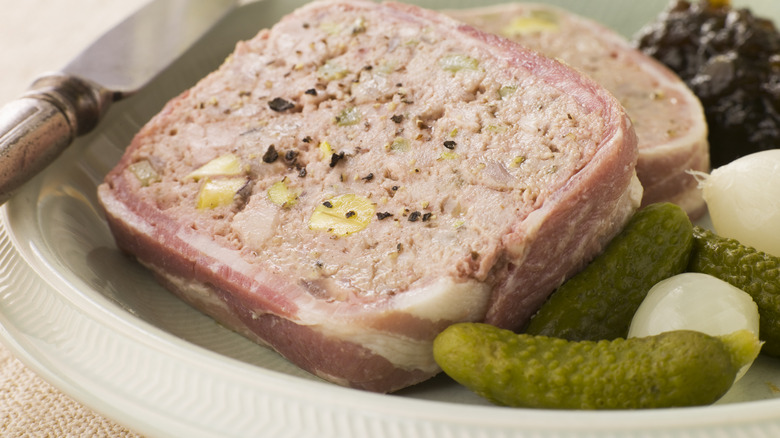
[634,0,780,167]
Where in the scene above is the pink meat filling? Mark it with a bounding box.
[98,0,641,392]
[448,3,709,218]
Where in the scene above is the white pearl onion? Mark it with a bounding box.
[629,272,760,380]
[694,149,780,258]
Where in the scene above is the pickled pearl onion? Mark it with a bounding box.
[628,273,759,338]
[692,149,780,258]
[628,272,760,380]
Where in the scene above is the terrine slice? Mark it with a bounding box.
[98,0,641,393]
[447,3,709,218]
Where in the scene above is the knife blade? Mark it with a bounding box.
[0,0,239,204]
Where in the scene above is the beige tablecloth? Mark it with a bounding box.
[0,1,151,436]
[0,346,142,437]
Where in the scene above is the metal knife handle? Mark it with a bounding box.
[0,73,115,204]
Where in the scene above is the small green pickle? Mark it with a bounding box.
[433,323,760,410]
[525,202,693,340]
[689,226,780,356]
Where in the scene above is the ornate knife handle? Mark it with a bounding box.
[0,74,114,204]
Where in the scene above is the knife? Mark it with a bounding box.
[0,0,239,205]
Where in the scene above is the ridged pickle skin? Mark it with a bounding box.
[689,226,780,356]
[434,323,750,410]
[525,203,693,341]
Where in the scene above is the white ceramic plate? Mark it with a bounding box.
[2,1,780,437]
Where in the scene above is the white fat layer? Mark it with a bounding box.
[390,277,492,323]
[306,278,492,371]
[624,173,644,208]
[154,269,275,349]
[151,260,491,371]
[177,228,255,277]
[315,324,438,372]
[98,187,156,236]
[231,198,279,250]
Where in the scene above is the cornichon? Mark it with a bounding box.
[433,322,760,410]
[524,202,693,340]
[688,226,780,356]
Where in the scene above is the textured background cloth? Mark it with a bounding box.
[0,0,150,436]
[0,346,142,437]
